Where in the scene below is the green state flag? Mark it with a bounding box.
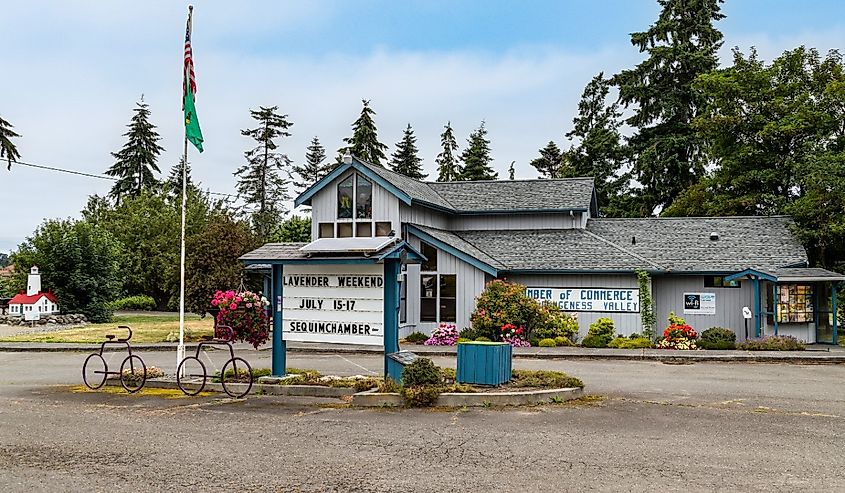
[184,89,203,153]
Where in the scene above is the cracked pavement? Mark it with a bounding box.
[1,351,844,492]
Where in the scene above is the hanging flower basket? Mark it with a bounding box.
[210,290,270,348]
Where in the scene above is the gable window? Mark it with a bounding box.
[337,175,354,219]
[356,176,372,219]
[421,242,438,272]
[705,276,741,288]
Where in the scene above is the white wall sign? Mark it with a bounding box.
[525,287,640,313]
[282,264,384,345]
[683,292,716,315]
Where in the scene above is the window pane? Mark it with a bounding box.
[421,242,438,271]
[440,298,456,322]
[421,275,437,298]
[337,222,353,238]
[400,276,407,323]
[319,223,334,238]
[421,299,437,322]
[440,275,456,298]
[356,222,372,237]
[337,175,353,219]
[356,175,372,219]
[375,221,392,237]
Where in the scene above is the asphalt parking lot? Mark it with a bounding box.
[1,351,844,492]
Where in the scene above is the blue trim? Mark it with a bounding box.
[406,224,499,277]
[271,265,286,377]
[772,283,779,336]
[833,282,840,345]
[243,258,379,265]
[294,159,413,207]
[753,277,762,337]
[383,260,401,378]
[376,241,426,263]
[725,268,778,283]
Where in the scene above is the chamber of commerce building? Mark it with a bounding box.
[242,156,842,347]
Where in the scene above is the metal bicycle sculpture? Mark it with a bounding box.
[177,325,253,398]
[82,326,147,393]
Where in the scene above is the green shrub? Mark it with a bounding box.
[607,337,628,348]
[628,332,641,339]
[667,311,686,326]
[737,335,805,351]
[529,337,540,347]
[581,318,615,347]
[106,295,156,311]
[538,338,557,347]
[379,378,401,393]
[456,337,471,343]
[609,337,653,349]
[402,358,442,387]
[554,336,574,347]
[440,367,456,381]
[404,331,428,344]
[459,327,481,340]
[474,336,492,342]
[511,370,584,389]
[698,327,737,350]
[401,385,442,407]
[532,305,580,342]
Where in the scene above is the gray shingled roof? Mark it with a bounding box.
[407,216,809,274]
[768,267,845,281]
[354,159,595,213]
[240,243,309,262]
[588,216,808,273]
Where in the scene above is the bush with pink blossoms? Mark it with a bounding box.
[212,290,270,348]
[424,323,460,346]
[501,335,531,347]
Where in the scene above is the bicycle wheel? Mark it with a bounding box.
[220,357,252,398]
[119,354,147,393]
[82,353,108,390]
[177,356,206,396]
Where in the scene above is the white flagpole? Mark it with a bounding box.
[177,5,193,375]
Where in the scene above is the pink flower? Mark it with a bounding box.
[245,303,253,308]
[211,299,219,306]
[229,303,238,310]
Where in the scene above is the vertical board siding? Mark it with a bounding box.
[507,274,641,338]
[308,171,400,240]
[450,212,581,231]
[652,276,755,341]
[399,204,450,230]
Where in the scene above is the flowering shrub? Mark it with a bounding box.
[424,323,459,346]
[500,323,531,347]
[656,323,698,350]
[502,335,531,347]
[212,290,270,348]
[737,335,805,351]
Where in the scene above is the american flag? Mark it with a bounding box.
[183,6,196,105]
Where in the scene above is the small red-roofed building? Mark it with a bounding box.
[8,267,60,320]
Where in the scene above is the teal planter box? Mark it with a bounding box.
[457,342,512,386]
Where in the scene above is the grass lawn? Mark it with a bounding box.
[0,312,214,344]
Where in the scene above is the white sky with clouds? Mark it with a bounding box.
[1,1,843,253]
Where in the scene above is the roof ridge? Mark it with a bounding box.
[591,215,793,221]
[582,229,664,270]
[429,177,596,185]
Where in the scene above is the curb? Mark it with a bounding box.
[351,387,584,407]
[107,377,355,398]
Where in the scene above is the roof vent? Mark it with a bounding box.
[631,236,636,245]
[342,151,353,165]
[710,232,720,241]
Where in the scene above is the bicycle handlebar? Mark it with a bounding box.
[116,325,133,342]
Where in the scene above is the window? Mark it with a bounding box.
[400,275,407,323]
[705,276,741,288]
[356,222,372,237]
[421,275,438,322]
[356,176,372,219]
[439,275,457,322]
[421,242,438,272]
[375,222,392,237]
[776,284,814,323]
[337,222,353,238]
[319,223,334,238]
[337,175,353,219]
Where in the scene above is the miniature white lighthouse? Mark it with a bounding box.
[27,266,42,296]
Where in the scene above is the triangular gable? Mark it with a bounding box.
[295,158,413,208]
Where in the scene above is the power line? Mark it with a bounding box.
[9,159,238,198]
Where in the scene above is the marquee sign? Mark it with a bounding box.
[282,264,384,345]
[525,287,640,313]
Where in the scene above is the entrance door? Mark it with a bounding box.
[816,283,835,344]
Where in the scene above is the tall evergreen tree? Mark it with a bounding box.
[612,0,725,215]
[508,161,515,180]
[459,122,497,181]
[290,136,331,193]
[104,100,164,203]
[390,124,427,179]
[561,73,628,215]
[435,122,461,181]
[338,99,388,166]
[530,141,562,178]
[0,114,21,171]
[234,105,293,240]
[164,157,197,197]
